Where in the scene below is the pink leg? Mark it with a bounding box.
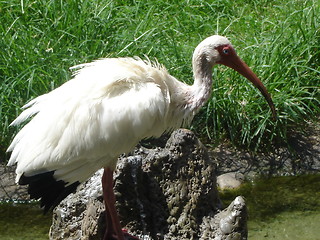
[102,168,124,240]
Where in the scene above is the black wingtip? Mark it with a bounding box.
[19,171,80,213]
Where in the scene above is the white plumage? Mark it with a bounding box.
[8,57,197,183]
[7,35,275,240]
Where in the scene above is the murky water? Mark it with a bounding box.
[0,174,319,239]
[249,211,320,240]
[0,203,52,240]
[219,174,320,240]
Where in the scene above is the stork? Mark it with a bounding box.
[7,35,276,240]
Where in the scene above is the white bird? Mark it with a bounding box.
[7,35,275,240]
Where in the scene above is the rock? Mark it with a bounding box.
[49,169,106,240]
[200,196,247,240]
[217,172,245,190]
[0,165,29,201]
[49,129,248,239]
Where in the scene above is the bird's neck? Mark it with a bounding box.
[189,55,213,111]
[166,55,213,129]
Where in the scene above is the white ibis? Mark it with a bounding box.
[7,35,275,240]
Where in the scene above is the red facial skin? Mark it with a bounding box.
[216,45,276,120]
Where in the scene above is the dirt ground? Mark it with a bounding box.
[210,118,320,178]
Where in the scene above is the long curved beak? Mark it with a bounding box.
[219,54,277,120]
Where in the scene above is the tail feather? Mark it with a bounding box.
[19,171,80,213]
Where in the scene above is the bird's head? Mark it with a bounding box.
[193,35,276,119]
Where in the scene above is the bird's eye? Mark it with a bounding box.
[222,48,229,54]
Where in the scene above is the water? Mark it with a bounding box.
[249,211,320,239]
[0,174,319,239]
[0,202,52,240]
[219,174,320,240]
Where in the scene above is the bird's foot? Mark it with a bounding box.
[123,229,140,240]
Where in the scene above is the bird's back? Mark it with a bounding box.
[7,57,194,211]
[8,58,176,178]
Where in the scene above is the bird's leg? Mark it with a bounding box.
[102,167,124,240]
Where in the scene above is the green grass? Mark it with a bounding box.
[1,0,319,155]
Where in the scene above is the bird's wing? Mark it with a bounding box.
[7,58,171,184]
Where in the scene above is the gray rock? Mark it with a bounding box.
[48,129,248,239]
[217,173,245,190]
[49,169,105,240]
[200,196,247,240]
